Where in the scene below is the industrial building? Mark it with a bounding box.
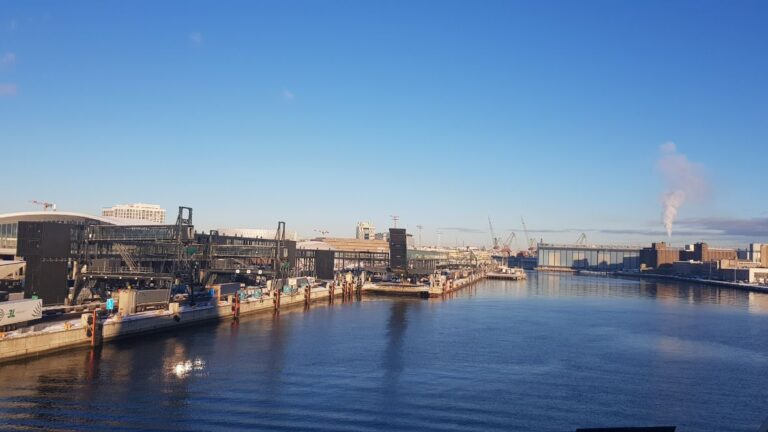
[639,242,739,269]
[0,211,149,260]
[101,203,166,224]
[3,206,479,307]
[748,243,768,266]
[537,243,642,271]
[638,241,768,283]
[639,242,683,269]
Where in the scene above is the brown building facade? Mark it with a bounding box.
[640,242,681,269]
[641,242,737,271]
[680,243,737,262]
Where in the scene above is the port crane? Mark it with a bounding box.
[488,216,500,250]
[520,217,536,249]
[30,200,56,211]
[500,231,517,256]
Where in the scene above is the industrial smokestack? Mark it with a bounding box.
[657,142,706,238]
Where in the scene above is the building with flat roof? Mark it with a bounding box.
[640,242,739,271]
[537,243,642,271]
[640,242,682,269]
[101,203,166,224]
[355,222,376,240]
[747,243,768,267]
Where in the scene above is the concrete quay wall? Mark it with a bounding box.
[0,288,336,364]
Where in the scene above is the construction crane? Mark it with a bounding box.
[488,216,499,250]
[575,232,587,245]
[30,200,56,211]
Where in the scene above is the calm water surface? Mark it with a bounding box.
[2,273,768,431]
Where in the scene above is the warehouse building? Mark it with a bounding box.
[537,243,642,271]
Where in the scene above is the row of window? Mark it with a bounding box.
[102,209,166,223]
[538,248,641,270]
[0,223,18,250]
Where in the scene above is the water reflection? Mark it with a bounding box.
[486,272,768,315]
[170,358,206,378]
[263,313,290,392]
[383,301,411,391]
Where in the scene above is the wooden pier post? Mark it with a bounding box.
[231,295,240,321]
[274,288,281,313]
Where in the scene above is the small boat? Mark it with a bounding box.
[487,266,527,280]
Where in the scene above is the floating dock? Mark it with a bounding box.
[428,271,487,297]
[362,283,431,298]
[487,268,527,281]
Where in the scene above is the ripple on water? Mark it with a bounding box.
[1,275,768,431]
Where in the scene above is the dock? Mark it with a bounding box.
[0,270,490,364]
[428,271,487,297]
[0,286,340,364]
[362,283,431,298]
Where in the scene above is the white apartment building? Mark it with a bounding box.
[101,203,166,224]
[356,221,376,240]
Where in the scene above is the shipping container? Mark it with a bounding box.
[0,298,43,327]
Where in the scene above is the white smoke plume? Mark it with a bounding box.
[657,142,707,237]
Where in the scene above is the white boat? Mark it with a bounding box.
[487,266,527,280]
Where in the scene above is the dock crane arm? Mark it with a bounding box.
[575,232,587,245]
[521,217,533,249]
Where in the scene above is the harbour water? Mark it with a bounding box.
[1,273,768,431]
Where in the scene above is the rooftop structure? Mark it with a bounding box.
[101,203,166,224]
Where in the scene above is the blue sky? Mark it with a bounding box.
[1,1,766,248]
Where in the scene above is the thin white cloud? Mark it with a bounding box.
[0,84,18,97]
[660,141,676,153]
[0,52,16,67]
[439,226,485,234]
[282,89,295,101]
[188,32,203,45]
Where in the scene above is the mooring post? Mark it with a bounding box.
[232,295,240,321]
[91,310,98,347]
[274,288,281,313]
